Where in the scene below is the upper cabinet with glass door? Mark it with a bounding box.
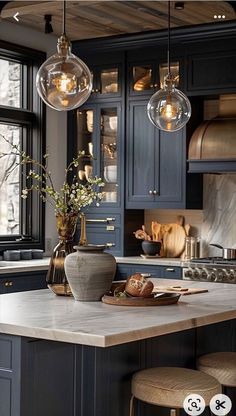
[89,65,122,100]
[75,104,120,206]
[129,60,180,96]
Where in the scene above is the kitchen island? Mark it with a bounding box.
[0,279,235,416]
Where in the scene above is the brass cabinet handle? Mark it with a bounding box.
[86,218,115,223]
[106,243,115,247]
[153,190,159,195]
[149,190,153,195]
[165,268,175,272]
[4,281,13,287]
[95,88,100,93]
[150,84,154,88]
[92,89,95,93]
[154,83,158,88]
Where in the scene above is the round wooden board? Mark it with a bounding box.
[102,293,180,307]
[163,223,186,257]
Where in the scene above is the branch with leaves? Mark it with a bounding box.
[0,134,104,215]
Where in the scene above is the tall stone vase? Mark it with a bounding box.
[64,245,116,301]
[46,212,78,296]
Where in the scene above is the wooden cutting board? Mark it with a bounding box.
[162,216,190,258]
[153,286,208,296]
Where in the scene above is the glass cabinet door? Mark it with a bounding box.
[76,108,95,180]
[131,64,154,94]
[100,107,119,204]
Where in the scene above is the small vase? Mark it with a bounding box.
[47,213,78,296]
[64,245,116,301]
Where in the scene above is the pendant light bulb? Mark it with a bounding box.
[36,3,92,111]
[147,76,191,131]
[147,1,191,131]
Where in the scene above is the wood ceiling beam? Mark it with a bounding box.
[1,1,60,18]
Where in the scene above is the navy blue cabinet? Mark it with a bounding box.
[126,99,187,209]
[0,271,47,294]
[115,263,182,280]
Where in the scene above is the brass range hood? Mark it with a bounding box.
[188,94,236,173]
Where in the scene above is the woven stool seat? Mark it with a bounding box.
[197,352,236,387]
[131,367,221,409]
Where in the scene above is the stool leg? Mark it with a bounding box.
[129,395,135,416]
[170,410,180,416]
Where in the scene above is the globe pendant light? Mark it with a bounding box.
[147,1,191,132]
[36,1,92,111]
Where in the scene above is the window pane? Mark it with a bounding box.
[0,59,21,108]
[0,124,21,235]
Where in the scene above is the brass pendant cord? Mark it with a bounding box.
[167,0,171,77]
[63,0,66,35]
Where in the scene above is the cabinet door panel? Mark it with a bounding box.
[158,129,184,203]
[0,378,11,416]
[127,101,156,203]
[188,51,236,92]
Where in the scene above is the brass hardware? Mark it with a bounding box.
[106,243,115,247]
[9,281,13,286]
[166,268,175,272]
[153,190,158,195]
[4,282,9,287]
[154,83,158,88]
[150,83,154,88]
[92,89,95,93]
[106,225,115,231]
[79,213,87,246]
[95,88,100,93]
[86,218,115,223]
[149,190,153,195]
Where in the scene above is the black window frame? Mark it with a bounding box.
[0,40,46,253]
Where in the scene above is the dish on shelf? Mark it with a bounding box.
[104,165,117,183]
[103,191,117,203]
[104,83,118,93]
[86,110,93,133]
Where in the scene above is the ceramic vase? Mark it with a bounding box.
[64,245,116,301]
[46,213,78,296]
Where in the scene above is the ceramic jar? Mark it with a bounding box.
[141,240,161,256]
[64,245,116,301]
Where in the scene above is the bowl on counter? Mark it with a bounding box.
[104,165,117,183]
[141,241,161,256]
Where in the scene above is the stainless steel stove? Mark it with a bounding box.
[183,257,236,283]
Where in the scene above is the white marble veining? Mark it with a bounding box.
[202,174,236,256]
[0,258,50,274]
[0,279,235,347]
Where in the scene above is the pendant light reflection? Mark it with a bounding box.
[147,2,191,132]
[36,2,92,111]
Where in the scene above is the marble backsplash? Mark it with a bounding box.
[145,174,236,257]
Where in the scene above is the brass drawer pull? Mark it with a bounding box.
[166,268,175,272]
[4,281,13,287]
[106,243,115,247]
[86,218,115,224]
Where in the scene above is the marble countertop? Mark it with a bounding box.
[0,256,184,275]
[0,279,235,347]
[0,258,51,274]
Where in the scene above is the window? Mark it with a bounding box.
[0,41,45,252]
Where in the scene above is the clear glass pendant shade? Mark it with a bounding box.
[147,77,191,132]
[36,35,92,111]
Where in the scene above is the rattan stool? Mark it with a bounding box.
[197,352,236,389]
[130,367,221,416]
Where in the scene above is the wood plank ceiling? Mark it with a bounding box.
[1,1,235,41]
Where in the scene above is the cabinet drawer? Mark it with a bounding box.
[0,272,47,294]
[86,226,121,252]
[163,267,182,279]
